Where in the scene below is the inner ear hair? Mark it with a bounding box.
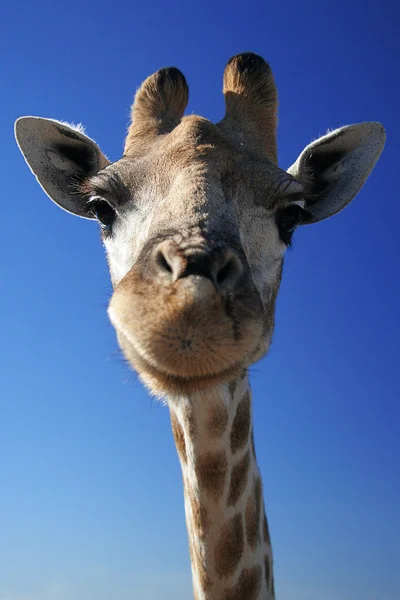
[52,141,100,176]
[301,148,346,202]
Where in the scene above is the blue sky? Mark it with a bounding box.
[1,1,399,599]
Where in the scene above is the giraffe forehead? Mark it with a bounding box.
[102,148,227,217]
[102,114,290,213]
[123,116,235,182]
[101,116,291,293]
[172,115,232,147]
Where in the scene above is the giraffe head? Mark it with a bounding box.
[15,53,385,396]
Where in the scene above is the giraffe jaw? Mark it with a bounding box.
[107,263,265,395]
[117,337,249,396]
[108,309,263,396]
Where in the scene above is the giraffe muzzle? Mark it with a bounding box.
[107,242,263,394]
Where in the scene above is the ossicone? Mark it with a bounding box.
[218,52,278,163]
[124,67,189,155]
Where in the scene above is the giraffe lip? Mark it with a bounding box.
[109,293,263,380]
[132,347,247,394]
[108,275,264,394]
[112,319,256,394]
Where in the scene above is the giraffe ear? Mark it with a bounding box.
[15,117,110,218]
[288,122,385,223]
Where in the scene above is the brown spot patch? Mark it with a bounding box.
[222,565,262,600]
[228,380,236,398]
[207,403,229,438]
[245,477,262,549]
[264,554,271,592]
[263,512,271,546]
[185,407,196,439]
[196,451,228,502]
[214,513,244,577]
[187,486,208,536]
[230,391,251,453]
[228,450,250,506]
[170,412,186,462]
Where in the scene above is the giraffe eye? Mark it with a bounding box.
[276,204,309,246]
[88,199,116,231]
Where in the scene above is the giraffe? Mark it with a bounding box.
[15,53,385,600]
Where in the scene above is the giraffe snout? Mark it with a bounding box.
[152,239,244,295]
[108,235,264,394]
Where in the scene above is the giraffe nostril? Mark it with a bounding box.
[155,249,173,274]
[217,258,237,285]
[152,239,243,292]
[154,241,188,281]
[215,253,243,292]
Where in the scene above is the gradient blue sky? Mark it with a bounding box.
[1,1,399,599]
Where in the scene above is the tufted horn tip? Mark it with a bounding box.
[223,52,276,105]
[224,53,271,85]
[152,67,189,112]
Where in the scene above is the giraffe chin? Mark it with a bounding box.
[108,316,262,395]
[108,270,264,395]
[115,331,249,396]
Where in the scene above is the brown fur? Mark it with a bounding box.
[188,534,211,595]
[222,565,262,600]
[228,450,250,506]
[214,513,244,577]
[193,539,212,593]
[170,413,186,462]
[187,485,209,536]
[230,391,251,453]
[264,555,271,592]
[251,429,257,460]
[195,451,228,502]
[263,512,271,545]
[245,477,262,549]
[125,67,188,155]
[207,403,229,438]
[219,53,278,163]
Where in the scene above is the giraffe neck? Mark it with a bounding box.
[168,374,274,600]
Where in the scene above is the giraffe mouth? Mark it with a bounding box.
[108,268,264,394]
[124,344,248,395]
[109,308,261,394]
